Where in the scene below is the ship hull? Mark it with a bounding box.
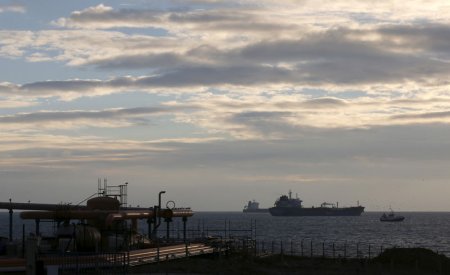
[269,206,364,216]
[243,208,269,213]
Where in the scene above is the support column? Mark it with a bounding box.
[25,238,37,275]
[152,205,158,240]
[165,217,172,240]
[147,218,152,239]
[35,219,40,236]
[8,207,13,241]
[131,219,137,233]
[183,217,188,257]
[182,216,187,243]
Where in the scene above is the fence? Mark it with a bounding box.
[39,251,128,274]
[225,238,450,260]
[253,239,383,259]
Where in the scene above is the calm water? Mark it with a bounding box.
[1,211,449,255]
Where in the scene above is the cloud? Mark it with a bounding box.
[53,1,450,31]
[0,106,194,130]
[0,134,172,168]
[0,3,25,13]
[53,4,162,29]
[3,2,450,140]
[4,5,450,93]
[0,99,37,108]
[391,111,450,121]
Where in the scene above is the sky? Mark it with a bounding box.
[1,0,450,211]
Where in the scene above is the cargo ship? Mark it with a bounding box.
[243,200,269,213]
[269,191,364,216]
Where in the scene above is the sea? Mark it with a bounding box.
[1,211,450,257]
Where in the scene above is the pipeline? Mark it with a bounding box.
[0,202,88,211]
[20,208,193,223]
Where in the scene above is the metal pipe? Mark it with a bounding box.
[20,208,193,221]
[152,191,166,239]
[0,200,155,211]
[0,201,88,211]
[157,191,166,227]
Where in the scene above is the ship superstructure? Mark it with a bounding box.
[243,200,268,213]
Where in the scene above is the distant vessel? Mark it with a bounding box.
[243,200,268,213]
[268,190,364,216]
[380,209,404,222]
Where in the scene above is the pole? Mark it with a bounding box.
[8,198,13,241]
[165,217,172,240]
[35,219,40,236]
[158,191,165,226]
[9,209,13,241]
[182,216,187,243]
[147,216,152,239]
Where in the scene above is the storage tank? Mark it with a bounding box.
[86,196,120,210]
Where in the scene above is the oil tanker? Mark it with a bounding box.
[269,191,364,216]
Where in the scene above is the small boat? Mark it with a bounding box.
[380,209,405,222]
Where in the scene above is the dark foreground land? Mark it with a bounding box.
[130,248,450,274]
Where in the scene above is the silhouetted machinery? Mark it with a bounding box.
[1,180,193,252]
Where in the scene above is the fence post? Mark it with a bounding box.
[281,240,284,255]
[344,242,347,258]
[301,239,304,257]
[368,244,371,259]
[157,238,160,263]
[291,240,293,255]
[333,243,335,259]
[310,240,313,258]
[272,240,274,254]
[356,243,359,258]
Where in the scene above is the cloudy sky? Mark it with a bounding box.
[1,0,450,211]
